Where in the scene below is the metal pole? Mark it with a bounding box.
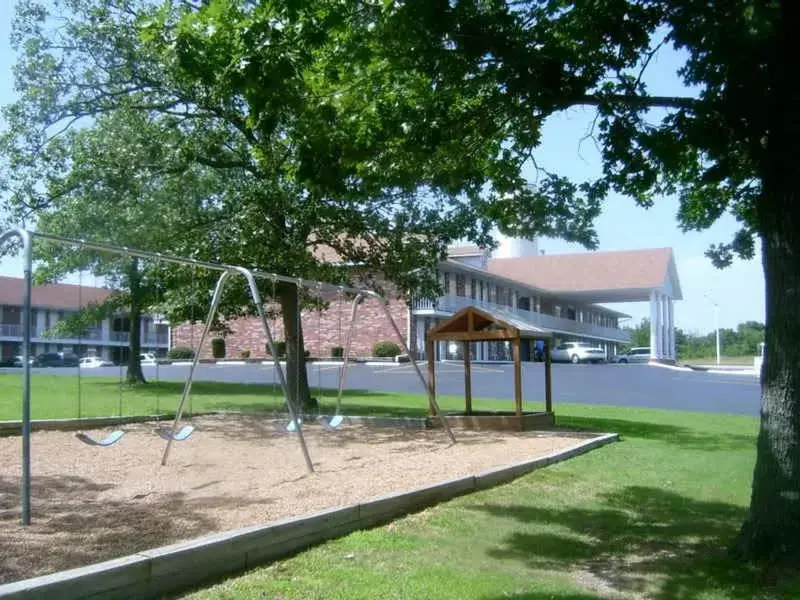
[230,267,314,474]
[20,232,33,526]
[368,292,456,444]
[333,293,362,416]
[715,305,721,366]
[161,270,230,466]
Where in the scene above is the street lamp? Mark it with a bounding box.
[704,293,721,365]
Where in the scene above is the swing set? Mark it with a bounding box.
[1,228,452,526]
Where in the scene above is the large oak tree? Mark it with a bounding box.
[3,0,796,564]
[361,0,797,564]
[1,0,599,407]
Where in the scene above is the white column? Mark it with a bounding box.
[649,290,659,359]
[668,297,675,360]
[36,310,47,338]
[416,317,425,359]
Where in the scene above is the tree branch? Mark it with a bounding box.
[573,94,699,111]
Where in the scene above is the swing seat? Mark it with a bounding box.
[283,418,302,432]
[320,415,345,430]
[75,430,126,447]
[156,425,195,442]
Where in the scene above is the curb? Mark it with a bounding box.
[0,433,618,600]
[648,361,692,372]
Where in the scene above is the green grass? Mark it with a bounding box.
[174,406,797,600]
[681,356,754,366]
[0,373,517,421]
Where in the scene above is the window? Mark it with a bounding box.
[517,296,531,311]
[443,272,451,295]
[470,278,477,299]
[455,274,466,297]
[479,280,485,300]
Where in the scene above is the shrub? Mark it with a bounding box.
[372,341,402,358]
[167,346,195,360]
[240,349,251,359]
[304,349,311,358]
[211,337,226,359]
[331,346,344,358]
[267,341,287,357]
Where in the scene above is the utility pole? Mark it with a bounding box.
[705,293,721,365]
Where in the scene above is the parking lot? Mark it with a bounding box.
[8,360,761,417]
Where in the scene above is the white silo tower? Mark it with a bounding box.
[492,232,539,259]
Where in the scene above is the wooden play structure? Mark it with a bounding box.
[425,306,555,431]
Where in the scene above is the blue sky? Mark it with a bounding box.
[0,2,765,335]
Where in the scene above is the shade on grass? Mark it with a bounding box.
[176,405,798,600]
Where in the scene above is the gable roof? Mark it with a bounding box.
[487,247,682,301]
[0,276,111,310]
[428,305,553,341]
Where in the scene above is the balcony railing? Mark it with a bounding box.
[412,295,630,343]
[0,323,23,337]
[0,324,170,345]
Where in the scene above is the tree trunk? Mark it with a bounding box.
[126,258,146,385]
[735,0,800,563]
[278,284,314,411]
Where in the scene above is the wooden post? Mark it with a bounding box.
[544,340,553,413]
[463,341,472,415]
[513,337,522,417]
[426,339,437,415]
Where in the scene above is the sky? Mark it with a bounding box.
[0,2,765,336]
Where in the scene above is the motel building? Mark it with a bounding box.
[411,235,681,363]
[0,235,681,364]
[0,276,169,363]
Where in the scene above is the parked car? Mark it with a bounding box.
[614,347,651,364]
[79,356,114,368]
[32,352,80,367]
[550,342,606,364]
[140,353,158,365]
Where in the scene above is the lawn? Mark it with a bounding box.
[681,356,755,367]
[2,373,794,599]
[0,372,515,421]
[174,406,796,600]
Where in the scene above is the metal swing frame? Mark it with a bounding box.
[0,227,454,526]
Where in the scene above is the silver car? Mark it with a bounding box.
[550,342,606,364]
[615,347,651,364]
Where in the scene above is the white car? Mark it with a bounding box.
[79,356,113,368]
[140,353,158,365]
[614,347,651,364]
[550,342,606,364]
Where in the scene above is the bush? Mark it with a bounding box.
[211,337,226,359]
[304,349,311,358]
[267,341,287,357]
[372,341,402,358]
[331,346,344,358]
[167,346,195,360]
[239,349,251,359]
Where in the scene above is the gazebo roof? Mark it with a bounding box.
[427,305,554,342]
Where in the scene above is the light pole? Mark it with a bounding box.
[705,293,721,365]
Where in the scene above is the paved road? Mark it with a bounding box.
[5,361,761,416]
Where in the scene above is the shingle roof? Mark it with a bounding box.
[0,276,111,310]
[429,305,553,340]
[488,248,676,295]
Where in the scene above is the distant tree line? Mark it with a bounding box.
[624,319,765,360]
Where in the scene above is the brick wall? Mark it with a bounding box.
[171,294,410,359]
